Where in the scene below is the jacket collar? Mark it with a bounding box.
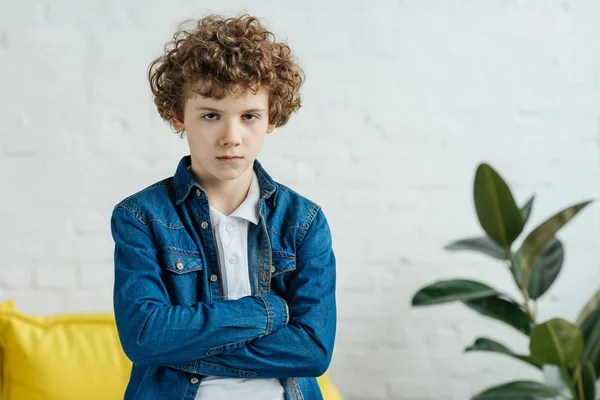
[173,155,277,206]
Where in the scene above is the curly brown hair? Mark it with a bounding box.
[148,13,304,130]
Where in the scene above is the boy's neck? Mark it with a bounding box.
[190,166,254,216]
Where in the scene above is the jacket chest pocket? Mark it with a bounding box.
[269,253,296,293]
[160,247,204,305]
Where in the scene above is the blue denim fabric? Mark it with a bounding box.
[111,155,337,400]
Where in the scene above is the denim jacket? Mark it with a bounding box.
[111,155,337,400]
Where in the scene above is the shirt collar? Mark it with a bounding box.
[211,170,260,225]
[173,155,275,214]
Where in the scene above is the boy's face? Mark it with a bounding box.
[172,85,275,187]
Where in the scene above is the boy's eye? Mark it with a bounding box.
[202,113,219,120]
[201,114,257,121]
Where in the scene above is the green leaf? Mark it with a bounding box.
[444,237,506,260]
[513,238,564,300]
[579,307,600,374]
[444,198,536,262]
[579,361,596,400]
[465,337,543,369]
[577,293,600,377]
[517,200,593,275]
[521,195,535,226]
[471,380,562,399]
[411,280,500,306]
[463,296,533,335]
[474,163,524,249]
[530,318,584,367]
[576,289,600,326]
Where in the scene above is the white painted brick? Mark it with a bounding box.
[78,262,114,290]
[68,211,111,238]
[65,290,113,313]
[0,264,34,289]
[35,264,78,290]
[1,1,600,399]
[1,290,67,316]
[336,319,426,350]
[388,377,471,400]
[329,368,390,399]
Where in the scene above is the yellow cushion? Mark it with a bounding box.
[0,306,131,400]
[0,300,14,312]
[318,371,343,400]
[0,299,16,396]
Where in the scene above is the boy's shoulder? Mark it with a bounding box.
[270,180,322,222]
[113,174,322,229]
[112,177,176,225]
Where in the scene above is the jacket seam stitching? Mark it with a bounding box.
[181,378,190,400]
[296,204,321,247]
[116,204,209,231]
[267,225,308,235]
[258,294,273,335]
[115,202,149,227]
[205,337,256,356]
[293,377,304,399]
[146,214,206,230]
[196,360,257,376]
[160,248,201,257]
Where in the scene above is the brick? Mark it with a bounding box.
[65,290,113,313]
[2,290,67,316]
[35,265,78,290]
[78,262,114,290]
[0,264,34,289]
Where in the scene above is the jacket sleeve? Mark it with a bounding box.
[111,204,288,367]
[186,207,337,378]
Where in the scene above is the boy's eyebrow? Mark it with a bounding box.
[194,106,266,113]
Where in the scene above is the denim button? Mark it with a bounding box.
[196,190,201,197]
[210,274,218,282]
[270,266,275,273]
[176,260,184,270]
[201,221,209,229]
[190,376,199,384]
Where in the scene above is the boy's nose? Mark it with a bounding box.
[219,122,242,146]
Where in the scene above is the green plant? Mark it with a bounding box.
[411,163,599,399]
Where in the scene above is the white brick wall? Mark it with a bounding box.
[1,1,599,399]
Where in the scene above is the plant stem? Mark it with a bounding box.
[574,361,584,400]
[520,286,535,322]
[506,251,536,323]
[560,364,578,400]
[505,253,518,283]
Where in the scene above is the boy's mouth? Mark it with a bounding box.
[216,156,243,163]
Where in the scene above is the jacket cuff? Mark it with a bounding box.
[258,294,289,335]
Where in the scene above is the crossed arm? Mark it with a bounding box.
[111,204,336,378]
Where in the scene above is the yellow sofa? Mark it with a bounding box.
[0,299,341,400]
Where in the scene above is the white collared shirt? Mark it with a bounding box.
[208,171,259,301]
[194,170,284,400]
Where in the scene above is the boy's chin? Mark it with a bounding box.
[210,165,252,180]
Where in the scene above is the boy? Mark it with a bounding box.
[110,13,337,400]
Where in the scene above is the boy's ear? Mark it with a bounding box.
[171,117,185,132]
[266,123,276,134]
